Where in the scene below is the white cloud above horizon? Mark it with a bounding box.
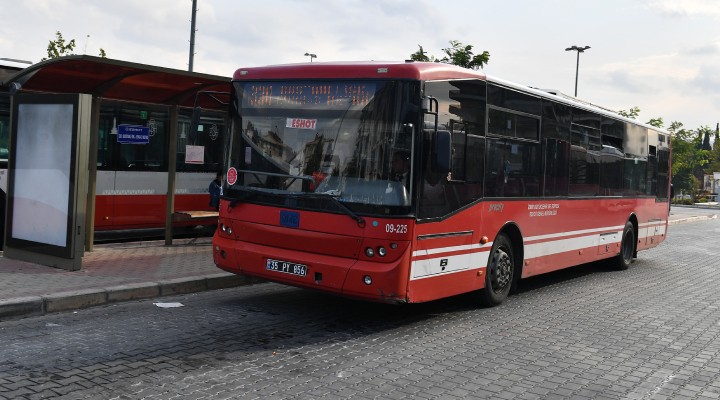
[2,0,720,129]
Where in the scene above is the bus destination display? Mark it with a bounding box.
[243,82,377,109]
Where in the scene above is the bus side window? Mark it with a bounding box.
[420,79,487,218]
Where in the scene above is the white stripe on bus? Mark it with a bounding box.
[410,220,667,280]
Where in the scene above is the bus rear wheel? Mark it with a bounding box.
[615,221,635,270]
[479,233,514,306]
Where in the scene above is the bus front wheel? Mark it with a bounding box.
[479,233,515,306]
[615,221,635,270]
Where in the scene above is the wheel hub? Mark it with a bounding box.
[491,249,512,292]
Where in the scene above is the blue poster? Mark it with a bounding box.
[117,124,150,144]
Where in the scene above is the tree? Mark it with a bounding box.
[42,31,75,61]
[670,123,700,196]
[618,107,663,128]
[618,106,640,119]
[708,123,720,173]
[409,45,432,62]
[703,129,712,151]
[647,117,663,128]
[671,123,713,198]
[439,40,490,70]
[669,121,683,133]
[708,145,720,175]
[409,40,490,70]
[42,31,107,61]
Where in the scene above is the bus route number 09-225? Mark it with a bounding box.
[385,224,408,234]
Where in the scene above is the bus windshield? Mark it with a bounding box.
[227,79,417,215]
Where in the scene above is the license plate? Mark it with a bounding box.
[266,259,307,277]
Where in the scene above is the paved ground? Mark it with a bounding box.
[1,213,720,399]
[0,236,256,320]
[0,206,716,321]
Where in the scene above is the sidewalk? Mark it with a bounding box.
[0,209,717,321]
[0,236,258,320]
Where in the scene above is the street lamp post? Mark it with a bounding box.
[565,45,590,97]
[188,0,197,72]
[304,52,317,62]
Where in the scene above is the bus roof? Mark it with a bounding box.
[233,61,667,134]
[233,61,485,81]
[487,75,669,134]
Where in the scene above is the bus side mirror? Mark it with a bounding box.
[433,130,452,173]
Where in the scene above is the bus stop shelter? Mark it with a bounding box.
[1,55,231,251]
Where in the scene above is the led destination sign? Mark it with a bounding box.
[243,81,377,109]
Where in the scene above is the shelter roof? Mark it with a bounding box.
[2,55,230,111]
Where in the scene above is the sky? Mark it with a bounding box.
[2,0,719,132]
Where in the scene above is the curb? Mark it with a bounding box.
[0,273,259,321]
[669,214,718,225]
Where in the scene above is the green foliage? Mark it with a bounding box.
[669,121,684,133]
[409,40,490,70]
[42,31,76,61]
[647,117,663,128]
[439,40,490,70]
[42,31,107,61]
[702,128,712,151]
[409,45,432,62]
[618,106,640,119]
[707,125,720,173]
[617,107,663,128]
[671,124,712,195]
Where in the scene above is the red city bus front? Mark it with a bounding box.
[213,202,414,302]
[212,64,435,302]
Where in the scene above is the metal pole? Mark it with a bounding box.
[565,45,590,97]
[84,97,100,251]
[188,0,197,72]
[165,106,179,245]
[574,51,580,97]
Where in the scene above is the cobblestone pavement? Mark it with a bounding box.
[1,217,720,399]
[0,237,217,299]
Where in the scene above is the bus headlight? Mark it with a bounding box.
[365,247,375,257]
[221,224,232,235]
[377,247,387,257]
[363,275,373,285]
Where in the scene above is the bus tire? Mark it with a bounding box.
[615,221,635,270]
[479,233,515,306]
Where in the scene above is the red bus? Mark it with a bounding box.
[212,61,670,305]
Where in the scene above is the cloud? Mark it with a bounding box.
[592,51,691,96]
[601,70,654,94]
[681,42,720,56]
[645,0,720,18]
[689,67,720,94]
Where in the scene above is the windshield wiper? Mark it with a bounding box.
[227,186,262,208]
[226,186,365,228]
[294,192,366,228]
[238,169,314,190]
